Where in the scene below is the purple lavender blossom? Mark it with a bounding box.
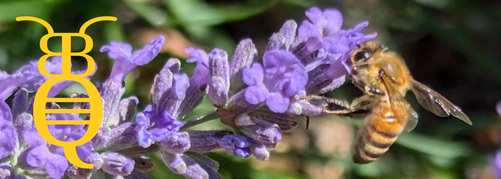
[135,106,184,148]
[99,35,165,127]
[0,56,91,101]
[298,7,343,42]
[243,50,308,113]
[100,35,165,83]
[0,102,17,160]
[186,47,210,87]
[296,7,376,95]
[20,113,93,179]
[217,134,253,158]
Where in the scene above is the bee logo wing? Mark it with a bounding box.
[409,79,472,125]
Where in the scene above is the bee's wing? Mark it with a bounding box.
[405,104,419,132]
[381,77,419,131]
[410,79,472,125]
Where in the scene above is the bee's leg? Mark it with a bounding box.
[365,85,385,96]
[353,79,385,96]
[348,95,378,118]
[305,116,310,130]
[322,97,352,116]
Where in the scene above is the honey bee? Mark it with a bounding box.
[342,41,472,164]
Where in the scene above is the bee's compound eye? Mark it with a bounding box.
[354,51,370,62]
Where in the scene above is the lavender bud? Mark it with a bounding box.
[266,20,297,51]
[66,165,92,179]
[250,143,270,161]
[101,80,126,127]
[208,49,230,107]
[235,114,282,145]
[104,122,138,151]
[118,96,139,123]
[227,90,262,113]
[161,153,186,174]
[150,58,179,104]
[187,130,232,153]
[229,39,257,92]
[305,64,344,95]
[180,155,210,179]
[13,112,33,141]
[92,127,110,150]
[160,132,190,154]
[12,88,28,118]
[132,157,154,172]
[118,145,160,157]
[87,152,103,170]
[250,109,298,132]
[175,78,207,119]
[188,153,221,178]
[70,93,90,110]
[156,59,190,117]
[292,38,322,65]
[217,134,252,158]
[101,152,135,176]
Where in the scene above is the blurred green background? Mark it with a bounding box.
[1,0,500,178]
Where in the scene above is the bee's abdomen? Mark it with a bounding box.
[353,117,404,164]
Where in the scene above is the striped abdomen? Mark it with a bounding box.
[353,102,407,164]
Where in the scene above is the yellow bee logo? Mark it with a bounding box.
[16,16,116,169]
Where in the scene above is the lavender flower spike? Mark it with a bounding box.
[208,48,230,107]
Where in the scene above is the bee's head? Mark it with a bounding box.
[350,41,385,65]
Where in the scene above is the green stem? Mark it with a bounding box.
[181,110,219,130]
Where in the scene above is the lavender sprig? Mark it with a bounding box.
[0,7,375,179]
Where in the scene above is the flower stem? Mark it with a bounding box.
[181,110,219,129]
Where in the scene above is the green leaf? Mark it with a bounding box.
[103,21,125,42]
[396,132,468,159]
[0,0,51,22]
[184,25,236,52]
[413,0,451,9]
[123,0,169,27]
[164,0,279,26]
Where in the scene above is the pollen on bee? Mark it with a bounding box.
[383,111,396,122]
